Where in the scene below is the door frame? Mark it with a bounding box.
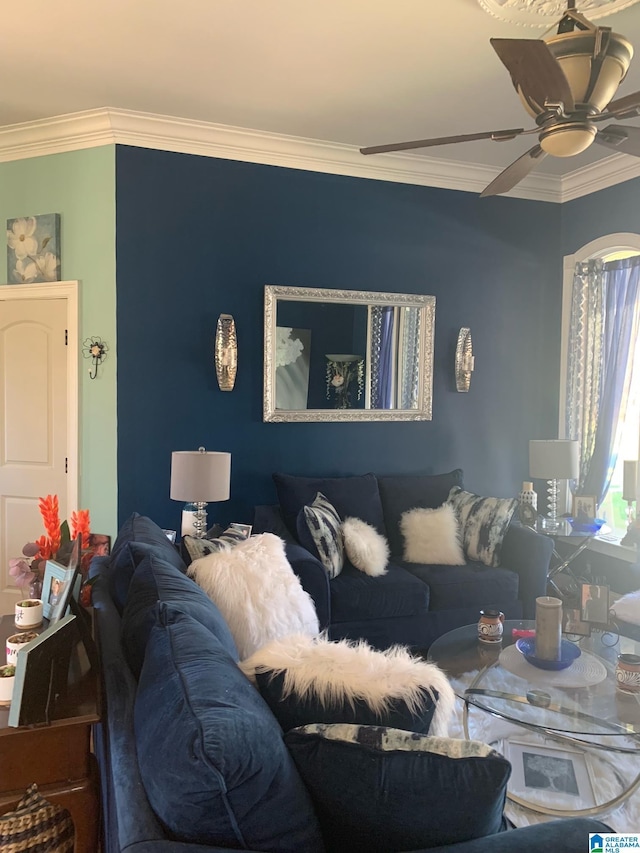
[0,280,79,513]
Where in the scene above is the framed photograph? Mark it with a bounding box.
[88,532,111,557]
[572,494,597,520]
[42,538,81,623]
[505,739,595,808]
[162,529,177,544]
[8,614,77,727]
[563,607,591,637]
[580,582,610,624]
[230,523,252,539]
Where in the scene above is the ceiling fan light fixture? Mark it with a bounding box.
[545,29,633,111]
[539,122,597,155]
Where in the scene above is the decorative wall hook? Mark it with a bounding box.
[455,328,474,392]
[82,336,108,379]
[215,314,237,391]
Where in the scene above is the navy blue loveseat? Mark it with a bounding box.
[255,470,553,651]
[91,512,608,852]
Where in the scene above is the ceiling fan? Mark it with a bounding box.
[360,1,640,196]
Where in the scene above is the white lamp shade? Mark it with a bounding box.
[529,440,579,480]
[170,450,231,502]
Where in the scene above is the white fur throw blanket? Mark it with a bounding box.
[188,533,320,659]
[240,633,455,737]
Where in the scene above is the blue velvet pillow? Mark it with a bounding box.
[256,670,437,733]
[378,470,464,557]
[121,554,238,677]
[285,724,510,852]
[134,604,324,852]
[273,472,386,538]
[109,514,187,611]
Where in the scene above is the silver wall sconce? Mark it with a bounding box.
[455,328,474,392]
[215,314,237,391]
[82,336,108,379]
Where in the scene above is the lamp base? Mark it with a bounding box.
[181,502,209,538]
[544,478,562,529]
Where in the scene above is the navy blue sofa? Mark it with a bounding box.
[255,470,554,651]
[91,512,608,852]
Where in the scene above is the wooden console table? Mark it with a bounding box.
[0,612,100,853]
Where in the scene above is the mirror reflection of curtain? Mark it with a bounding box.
[370,306,394,409]
[565,258,640,505]
[399,307,421,409]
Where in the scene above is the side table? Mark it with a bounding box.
[0,612,100,853]
[534,518,610,600]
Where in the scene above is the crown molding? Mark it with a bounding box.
[0,106,633,203]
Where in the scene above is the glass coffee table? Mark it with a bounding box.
[428,621,640,819]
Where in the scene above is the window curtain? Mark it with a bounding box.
[565,257,640,506]
[370,306,394,409]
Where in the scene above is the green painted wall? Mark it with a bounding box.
[0,146,117,537]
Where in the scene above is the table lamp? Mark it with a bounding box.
[529,439,579,530]
[170,447,231,537]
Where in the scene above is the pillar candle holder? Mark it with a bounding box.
[535,596,563,661]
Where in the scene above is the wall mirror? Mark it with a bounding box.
[264,285,435,422]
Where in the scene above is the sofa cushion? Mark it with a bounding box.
[399,560,519,611]
[109,514,187,612]
[447,487,518,568]
[187,533,319,659]
[285,723,510,852]
[400,504,465,565]
[121,553,238,677]
[240,634,454,736]
[134,604,324,853]
[297,492,345,579]
[273,472,385,538]
[378,470,464,557]
[330,562,430,623]
[342,517,389,576]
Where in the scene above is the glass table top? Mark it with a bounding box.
[428,621,640,740]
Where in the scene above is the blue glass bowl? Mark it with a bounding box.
[566,517,606,535]
[516,637,581,671]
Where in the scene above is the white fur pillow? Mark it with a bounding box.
[400,504,465,565]
[342,517,389,576]
[188,533,320,659]
[240,633,455,737]
[610,589,640,626]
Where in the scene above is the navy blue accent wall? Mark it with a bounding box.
[561,176,640,255]
[116,145,562,529]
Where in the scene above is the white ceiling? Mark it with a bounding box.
[4,0,640,185]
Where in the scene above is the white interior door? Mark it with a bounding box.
[0,292,74,611]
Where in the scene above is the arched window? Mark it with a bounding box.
[561,234,640,539]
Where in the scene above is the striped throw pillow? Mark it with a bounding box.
[297,492,344,579]
[447,487,517,568]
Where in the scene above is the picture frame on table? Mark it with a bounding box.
[580,582,610,625]
[572,495,597,520]
[230,523,252,539]
[88,533,111,557]
[505,739,595,808]
[563,607,591,637]
[42,537,81,623]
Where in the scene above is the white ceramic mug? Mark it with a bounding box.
[14,599,43,629]
[616,653,640,695]
[6,631,39,666]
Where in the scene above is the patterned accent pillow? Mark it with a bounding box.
[284,723,510,851]
[296,492,344,579]
[182,526,249,564]
[447,487,518,568]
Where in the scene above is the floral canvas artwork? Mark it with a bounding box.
[6,213,61,283]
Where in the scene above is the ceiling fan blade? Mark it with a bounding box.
[595,124,640,157]
[480,145,548,198]
[360,128,525,156]
[491,38,575,115]
[605,90,640,120]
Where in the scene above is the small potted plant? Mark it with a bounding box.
[6,631,38,666]
[0,664,15,705]
[14,598,43,630]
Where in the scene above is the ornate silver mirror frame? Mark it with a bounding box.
[263,284,435,422]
